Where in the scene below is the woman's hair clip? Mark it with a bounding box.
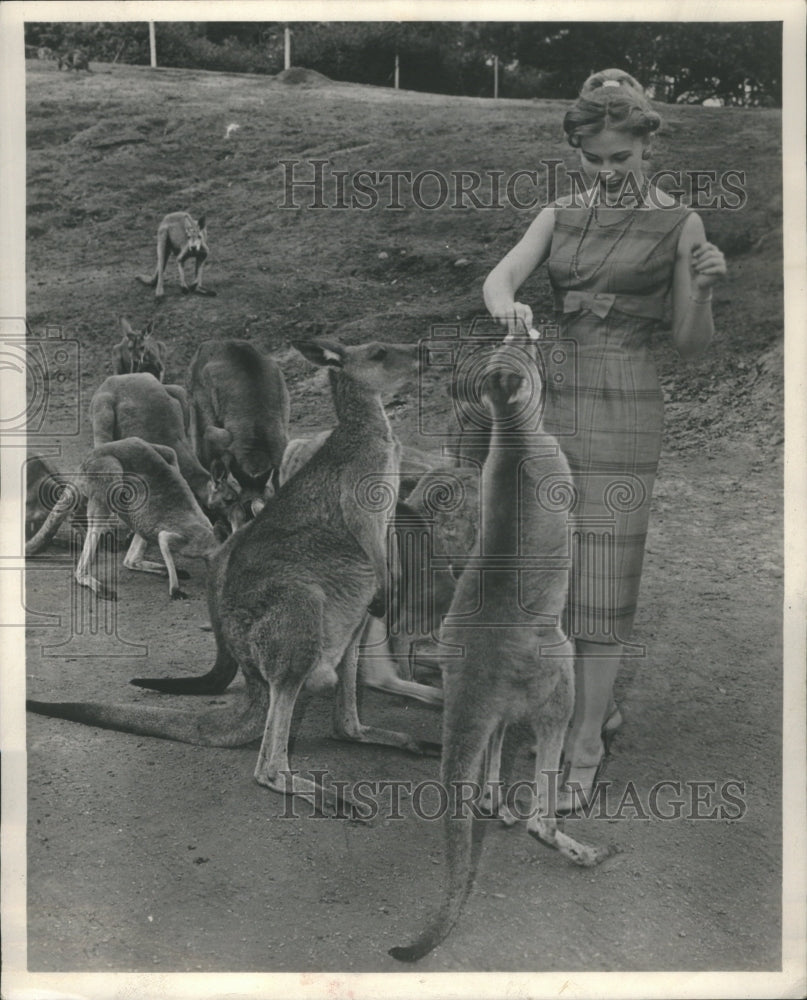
[602,80,621,88]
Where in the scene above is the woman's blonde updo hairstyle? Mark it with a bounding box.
[563,68,662,148]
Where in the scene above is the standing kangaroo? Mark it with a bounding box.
[390,331,616,963]
[27,339,439,816]
[136,212,214,299]
[26,438,219,600]
[274,429,448,704]
[113,317,167,382]
[188,340,290,517]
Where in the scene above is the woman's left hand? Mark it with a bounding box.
[690,241,727,290]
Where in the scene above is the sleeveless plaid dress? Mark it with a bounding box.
[543,204,691,645]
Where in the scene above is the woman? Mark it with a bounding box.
[482,68,726,812]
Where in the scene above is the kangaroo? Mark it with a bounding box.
[27,339,440,817]
[389,331,616,963]
[275,430,448,704]
[136,212,214,299]
[113,317,167,382]
[90,372,239,528]
[188,340,290,516]
[26,438,219,600]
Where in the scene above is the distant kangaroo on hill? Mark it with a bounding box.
[113,317,167,382]
[390,330,616,963]
[188,340,290,521]
[136,212,214,299]
[27,339,439,817]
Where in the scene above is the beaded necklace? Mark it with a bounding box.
[570,178,650,283]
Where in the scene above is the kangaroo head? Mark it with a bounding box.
[183,214,207,252]
[292,338,419,397]
[481,331,544,426]
[120,317,146,369]
[140,328,165,374]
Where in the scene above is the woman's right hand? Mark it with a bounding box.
[494,301,534,339]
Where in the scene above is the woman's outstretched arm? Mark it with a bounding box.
[483,207,556,335]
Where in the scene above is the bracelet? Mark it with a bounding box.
[690,292,713,305]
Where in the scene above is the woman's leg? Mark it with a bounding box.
[555,639,623,813]
[564,638,622,765]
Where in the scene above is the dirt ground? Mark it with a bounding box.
[16,59,787,980]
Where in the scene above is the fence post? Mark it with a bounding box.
[493,55,499,98]
[284,27,291,70]
[394,52,399,89]
[149,22,157,68]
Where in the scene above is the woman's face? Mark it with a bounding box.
[577,129,647,195]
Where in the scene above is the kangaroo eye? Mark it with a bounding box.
[368,346,388,361]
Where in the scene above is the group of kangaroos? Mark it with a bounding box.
[26,211,616,961]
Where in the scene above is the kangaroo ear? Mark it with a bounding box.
[292,339,346,368]
[197,214,206,230]
[120,317,133,335]
[143,319,156,336]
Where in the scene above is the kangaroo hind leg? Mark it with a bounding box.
[527,665,618,866]
[332,616,441,757]
[249,595,368,819]
[190,255,216,296]
[123,533,167,576]
[154,227,170,298]
[74,498,117,601]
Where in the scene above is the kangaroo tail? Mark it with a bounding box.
[130,647,239,695]
[389,712,494,962]
[26,685,268,748]
[25,488,79,556]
